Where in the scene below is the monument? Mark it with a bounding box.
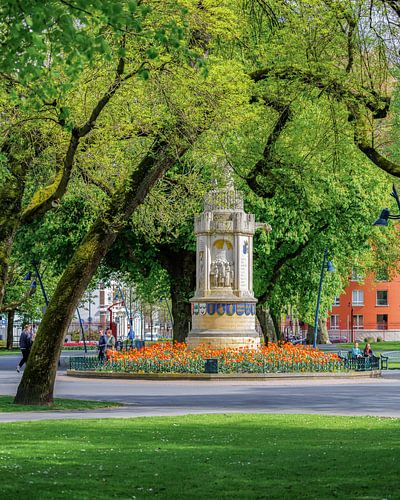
[187,183,271,349]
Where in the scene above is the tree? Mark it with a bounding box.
[0,0,191,310]
[13,0,400,404]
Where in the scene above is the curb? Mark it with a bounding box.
[66,369,382,381]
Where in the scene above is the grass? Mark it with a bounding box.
[0,349,18,355]
[0,396,121,412]
[0,413,399,499]
[333,341,400,351]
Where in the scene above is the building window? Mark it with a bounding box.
[377,314,388,330]
[333,296,340,307]
[376,290,388,306]
[330,315,339,329]
[351,268,364,282]
[352,290,364,306]
[353,314,364,329]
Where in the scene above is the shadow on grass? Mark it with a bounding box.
[0,413,399,499]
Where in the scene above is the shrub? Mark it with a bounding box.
[364,337,375,343]
[376,337,383,342]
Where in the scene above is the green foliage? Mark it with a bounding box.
[3,0,400,337]
[0,0,191,107]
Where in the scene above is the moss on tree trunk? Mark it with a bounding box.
[15,139,190,404]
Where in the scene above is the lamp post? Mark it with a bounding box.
[373,184,400,226]
[31,260,49,307]
[28,260,87,353]
[313,248,335,348]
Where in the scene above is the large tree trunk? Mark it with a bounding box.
[317,317,330,344]
[306,318,330,345]
[271,310,283,341]
[15,138,189,404]
[158,248,196,343]
[306,324,314,345]
[6,309,15,350]
[256,303,277,345]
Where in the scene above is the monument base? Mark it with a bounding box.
[187,330,261,350]
[189,298,260,349]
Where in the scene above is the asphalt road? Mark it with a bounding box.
[2,351,400,421]
[0,351,94,371]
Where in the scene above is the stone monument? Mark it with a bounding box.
[187,183,271,349]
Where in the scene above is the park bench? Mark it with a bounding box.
[377,351,400,370]
[337,350,382,371]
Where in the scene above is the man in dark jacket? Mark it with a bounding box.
[98,330,107,362]
[16,324,33,372]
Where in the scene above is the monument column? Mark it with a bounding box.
[187,186,271,349]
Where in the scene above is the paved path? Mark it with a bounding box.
[2,361,400,422]
[0,350,93,371]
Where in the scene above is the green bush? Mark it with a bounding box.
[376,337,383,342]
[364,337,374,343]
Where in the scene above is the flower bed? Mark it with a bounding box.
[63,341,97,351]
[103,342,343,374]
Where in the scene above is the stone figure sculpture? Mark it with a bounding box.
[210,258,234,288]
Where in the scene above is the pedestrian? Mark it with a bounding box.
[363,343,373,357]
[98,329,107,362]
[128,328,135,348]
[106,329,115,350]
[351,342,362,359]
[16,324,33,372]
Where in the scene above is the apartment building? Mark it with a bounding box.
[327,269,400,341]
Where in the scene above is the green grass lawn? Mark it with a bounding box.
[0,413,399,499]
[333,341,400,351]
[0,396,121,412]
[0,349,18,355]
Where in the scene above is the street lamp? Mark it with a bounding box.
[26,260,87,353]
[313,248,335,348]
[373,184,400,226]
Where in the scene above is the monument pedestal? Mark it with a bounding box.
[187,184,271,350]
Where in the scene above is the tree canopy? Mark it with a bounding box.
[3,0,400,403]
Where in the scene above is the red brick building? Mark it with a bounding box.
[327,269,400,342]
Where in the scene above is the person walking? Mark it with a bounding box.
[128,328,135,348]
[16,324,33,372]
[98,330,107,362]
[106,328,115,350]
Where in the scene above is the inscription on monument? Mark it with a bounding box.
[239,236,249,289]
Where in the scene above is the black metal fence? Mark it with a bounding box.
[70,356,102,371]
[337,351,382,370]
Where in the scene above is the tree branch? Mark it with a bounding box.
[250,64,400,178]
[245,99,292,197]
[76,165,113,197]
[20,53,142,224]
[380,0,400,19]
[250,66,390,118]
[257,223,329,305]
[0,285,35,313]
